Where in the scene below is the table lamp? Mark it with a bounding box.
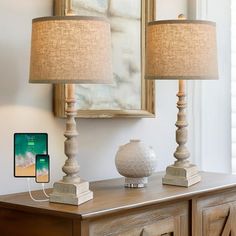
[145,16,218,187]
[29,16,112,205]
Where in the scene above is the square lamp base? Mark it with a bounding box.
[162,164,201,187]
[50,180,93,206]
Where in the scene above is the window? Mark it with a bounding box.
[232,0,236,173]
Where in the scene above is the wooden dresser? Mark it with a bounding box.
[1,172,236,236]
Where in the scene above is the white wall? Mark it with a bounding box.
[0,0,64,194]
[201,0,231,172]
[188,0,231,173]
[5,0,230,196]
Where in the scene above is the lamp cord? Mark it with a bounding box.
[27,178,49,202]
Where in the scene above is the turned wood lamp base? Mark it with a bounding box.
[49,84,93,205]
[162,80,201,188]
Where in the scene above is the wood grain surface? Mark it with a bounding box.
[1,172,236,235]
[1,172,236,220]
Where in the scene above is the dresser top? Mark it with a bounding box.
[1,172,236,219]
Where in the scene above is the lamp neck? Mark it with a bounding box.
[179,79,185,94]
[62,83,80,183]
[174,80,190,167]
[65,0,75,16]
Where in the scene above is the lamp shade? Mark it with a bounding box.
[29,16,113,84]
[145,20,218,80]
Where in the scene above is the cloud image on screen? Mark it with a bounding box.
[14,134,47,177]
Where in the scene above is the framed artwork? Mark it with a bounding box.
[53,0,156,118]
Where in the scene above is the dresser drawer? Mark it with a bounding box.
[87,201,189,236]
[0,208,73,236]
[192,189,236,236]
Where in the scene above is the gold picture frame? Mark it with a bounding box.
[53,0,156,118]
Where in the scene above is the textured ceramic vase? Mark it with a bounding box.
[115,139,157,188]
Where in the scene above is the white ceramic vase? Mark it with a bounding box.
[115,139,157,188]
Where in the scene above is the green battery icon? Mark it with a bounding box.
[28,141,35,146]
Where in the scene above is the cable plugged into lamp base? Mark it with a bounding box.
[27,178,49,202]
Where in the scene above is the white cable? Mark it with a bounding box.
[42,183,50,198]
[27,178,49,202]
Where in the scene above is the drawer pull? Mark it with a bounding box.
[140,229,145,236]
[140,229,173,236]
[222,206,236,236]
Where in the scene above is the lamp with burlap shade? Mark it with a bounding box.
[145,19,218,187]
[29,15,113,205]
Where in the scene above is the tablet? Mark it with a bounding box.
[14,133,48,177]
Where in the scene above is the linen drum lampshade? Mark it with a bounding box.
[146,20,218,80]
[29,16,113,84]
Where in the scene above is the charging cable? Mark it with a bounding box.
[42,183,50,198]
[27,178,49,202]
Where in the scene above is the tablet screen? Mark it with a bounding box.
[14,133,48,177]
